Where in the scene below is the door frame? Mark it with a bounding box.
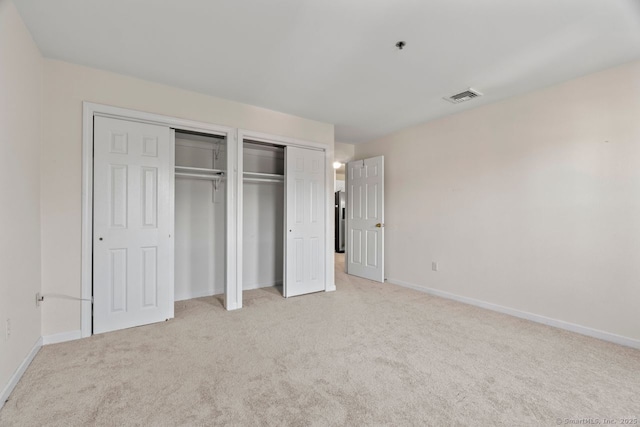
[81,102,236,338]
[236,129,334,309]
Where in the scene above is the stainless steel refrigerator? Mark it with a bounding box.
[335,191,346,253]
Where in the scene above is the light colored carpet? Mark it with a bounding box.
[1,254,639,426]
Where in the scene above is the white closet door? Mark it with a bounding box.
[346,156,384,282]
[284,147,325,297]
[93,116,174,334]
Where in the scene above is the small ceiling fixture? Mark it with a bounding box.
[333,162,342,169]
[443,88,483,104]
[395,41,406,50]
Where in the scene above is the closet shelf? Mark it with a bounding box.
[176,172,224,181]
[176,165,225,175]
[243,177,283,184]
[243,171,284,184]
[243,171,284,179]
[175,166,225,182]
[174,168,283,183]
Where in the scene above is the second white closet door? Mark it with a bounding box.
[285,147,325,297]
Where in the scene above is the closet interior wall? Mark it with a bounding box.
[243,140,284,291]
[174,131,227,301]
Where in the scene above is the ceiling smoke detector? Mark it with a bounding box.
[443,88,483,104]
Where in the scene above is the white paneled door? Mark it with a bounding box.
[93,116,174,334]
[346,156,384,282]
[285,147,325,297]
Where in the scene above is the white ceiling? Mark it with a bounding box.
[14,0,640,143]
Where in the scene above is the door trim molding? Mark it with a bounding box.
[81,102,236,338]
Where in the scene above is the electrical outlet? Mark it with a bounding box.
[432,261,438,272]
[5,318,10,340]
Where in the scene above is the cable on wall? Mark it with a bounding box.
[37,293,93,304]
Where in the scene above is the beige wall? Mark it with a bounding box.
[0,0,43,394]
[334,142,355,164]
[355,59,640,342]
[41,60,334,336]
[334,142,355,181]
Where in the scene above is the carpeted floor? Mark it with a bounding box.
[1,254,639,426]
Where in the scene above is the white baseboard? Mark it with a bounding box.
[1,337,42,410]
[225,302,240,310]
[175,281,283,302]
[175,289,223,302]
[243,281,283,291]
[42,330,82,345]
[386,277,640,350]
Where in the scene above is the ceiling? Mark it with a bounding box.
[14,0,640,143]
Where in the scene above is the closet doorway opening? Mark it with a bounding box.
[174,131,228,303]
[242,140,285,297]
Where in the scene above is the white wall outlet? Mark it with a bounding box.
[432,261,438,272]
[5,318,10,340]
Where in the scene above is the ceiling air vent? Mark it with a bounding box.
[443,88,483,104]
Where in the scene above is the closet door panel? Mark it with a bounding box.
[141,246,158,307]
[141,167,158,228]
[285,147,325,297]
[93,116,174,334]
[109,248,128,312]
[109,164,128,228]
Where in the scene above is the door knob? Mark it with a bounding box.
[375,223,384,228]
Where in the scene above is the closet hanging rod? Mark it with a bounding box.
[175,165,225,175]
[176,172,224,181]
[243,178,284,184]
[243,171,284,178]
